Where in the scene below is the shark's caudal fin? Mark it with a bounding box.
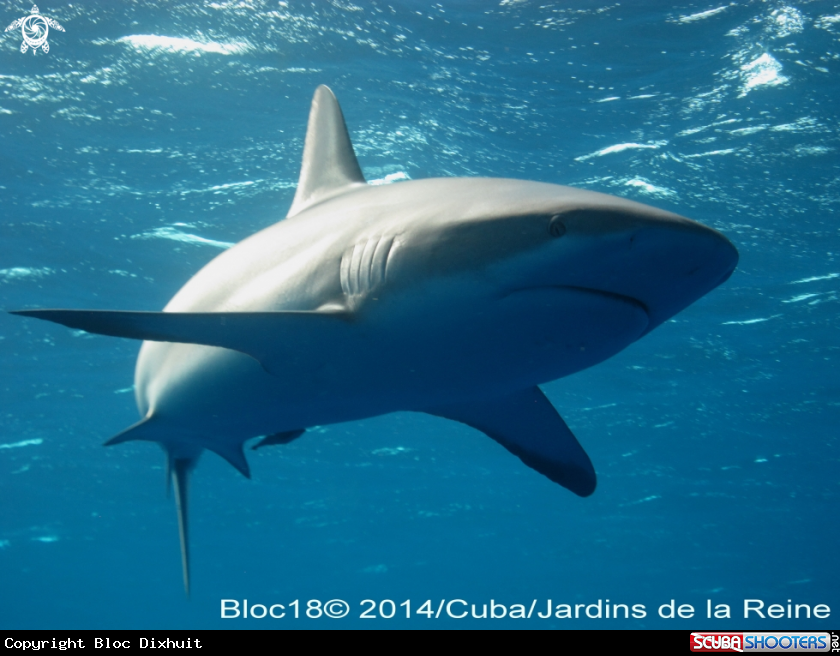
[169,454,196,598]
[104,417,251,596]
[286,85,367,218]
[426,386,597,497]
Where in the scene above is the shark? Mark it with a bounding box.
[12,85,738,595]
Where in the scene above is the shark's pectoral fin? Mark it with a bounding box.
[11,309,351,376]
[252,429,306,450]
[426,387,596,497]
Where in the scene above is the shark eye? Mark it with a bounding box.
[548,215,566,238]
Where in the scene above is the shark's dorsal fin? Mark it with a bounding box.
[287,85,366,218]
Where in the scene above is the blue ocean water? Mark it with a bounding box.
[1,0,838,630]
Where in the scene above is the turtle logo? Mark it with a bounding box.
[5,5,64,54]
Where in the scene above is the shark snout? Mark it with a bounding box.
[621,218,737,332]
[556,211,738,334]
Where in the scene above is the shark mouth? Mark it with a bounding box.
[556,285,651,321]
[501,285,650,354]
[506,285,650,322]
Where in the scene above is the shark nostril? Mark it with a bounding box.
[549,215,566,238]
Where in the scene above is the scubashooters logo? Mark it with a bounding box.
[690,632,833,652]
[4,5,64,54]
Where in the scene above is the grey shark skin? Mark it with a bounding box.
[13,85,738,594]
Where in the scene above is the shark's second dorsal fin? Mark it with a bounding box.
[287,85,366,218]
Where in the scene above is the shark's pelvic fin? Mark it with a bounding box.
[207,440,251,479]
[426,387,597,497]
[252,429,306,450]
[103,415,156,446]
[169,454,196,598]
[287,85,367,218]
[10,309,350,377]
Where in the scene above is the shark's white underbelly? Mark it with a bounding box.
[135,285,648,439]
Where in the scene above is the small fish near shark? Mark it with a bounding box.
[12,85,738,595]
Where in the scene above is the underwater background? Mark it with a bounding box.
[1,0,838,629]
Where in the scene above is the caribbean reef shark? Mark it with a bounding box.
[12,86,738,594]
